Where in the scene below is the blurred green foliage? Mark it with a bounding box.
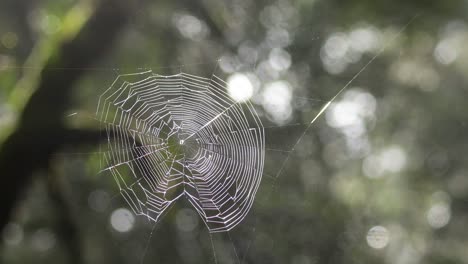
[1,0,468,264]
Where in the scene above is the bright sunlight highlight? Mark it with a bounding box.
[227,73,254,102]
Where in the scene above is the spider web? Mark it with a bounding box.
[95,15,414,235]
[58,13,418,264]
[96,71,265,233]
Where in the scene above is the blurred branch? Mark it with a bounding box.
[47,171,82,264]
[0,0,140,233]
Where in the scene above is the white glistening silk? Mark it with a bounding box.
[96,71,265,232]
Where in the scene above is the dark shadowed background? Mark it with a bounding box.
[1,0,468,263]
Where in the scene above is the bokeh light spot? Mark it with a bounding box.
[110,208,135,233]
[227,73,254,102]
[1,32,18,49]
[366,225,389,249]
[427,202,451,229]
[261,81,293,124]
[176,208,199,232]
[2,222,23,246]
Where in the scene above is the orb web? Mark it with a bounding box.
[96,71,265,232]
